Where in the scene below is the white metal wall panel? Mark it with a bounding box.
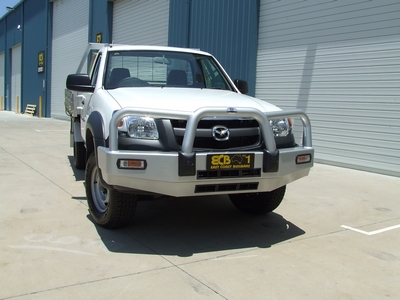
[112,0,169,46]
[0,52,4,109]
[51,0,89,119]
[256,0,400,177]
[11,45,22,113]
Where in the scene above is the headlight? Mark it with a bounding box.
[270,118,292,137]
[118,116,159,139]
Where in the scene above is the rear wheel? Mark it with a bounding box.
[229,185,286,215]
[85,153,137,228]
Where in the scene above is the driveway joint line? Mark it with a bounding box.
[2,148,75,198]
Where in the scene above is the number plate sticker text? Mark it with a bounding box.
[207,153,254,170]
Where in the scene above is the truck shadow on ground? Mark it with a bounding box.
[90,195,305,257]
[67,156,85,181]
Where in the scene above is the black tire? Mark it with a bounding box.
[229,185,286,215]
[85,153,137,229]
[73,141,86,170]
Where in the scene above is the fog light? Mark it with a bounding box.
[117,159,147,169]
[296,154,311,164]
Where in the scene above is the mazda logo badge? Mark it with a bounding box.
[212,125,230,141]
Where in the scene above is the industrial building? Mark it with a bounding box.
[1,0,399,176]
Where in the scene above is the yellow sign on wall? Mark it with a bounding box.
[38,51,45,73]
[96,33,102,43]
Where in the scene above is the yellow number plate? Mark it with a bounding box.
[206,153,254,170]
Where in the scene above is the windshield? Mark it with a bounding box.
[104,50,233,91]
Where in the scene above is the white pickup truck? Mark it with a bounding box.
[65,43,314,229]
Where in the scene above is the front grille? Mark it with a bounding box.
[171,119,260,150]
[195,182,259,193]
[197,168,261,179]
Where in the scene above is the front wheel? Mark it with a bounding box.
[229,185,286,215]
[85,153,137,228]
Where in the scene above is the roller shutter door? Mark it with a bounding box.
[256,0,400,177]
[0,52,4,109]
[11,45,22,113]
[51,0,89,119]
[112,0,169,46]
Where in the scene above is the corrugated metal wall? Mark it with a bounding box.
[169,0,259,96]
[168,0,190,48]
[1,4,23,112]
[22,0,48,117]
[89,1,113,44]
[256,0,400,177]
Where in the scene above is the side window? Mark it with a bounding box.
[90,53,101,86]
[200,59,229,90]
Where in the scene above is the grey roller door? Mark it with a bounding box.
[51,0,89,119]
[11,45,22,113]
[0,52,4,109]
[256,0,400,176]
[112,0,169,46]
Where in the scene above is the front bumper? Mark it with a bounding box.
[97,107,314,197]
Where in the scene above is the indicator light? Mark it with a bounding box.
[296,154,311,164]
[117,159,147,169]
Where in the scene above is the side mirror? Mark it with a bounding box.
[233,79,248,94]
[66,74,94,93]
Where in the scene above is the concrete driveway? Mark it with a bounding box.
[1,111,399,299]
